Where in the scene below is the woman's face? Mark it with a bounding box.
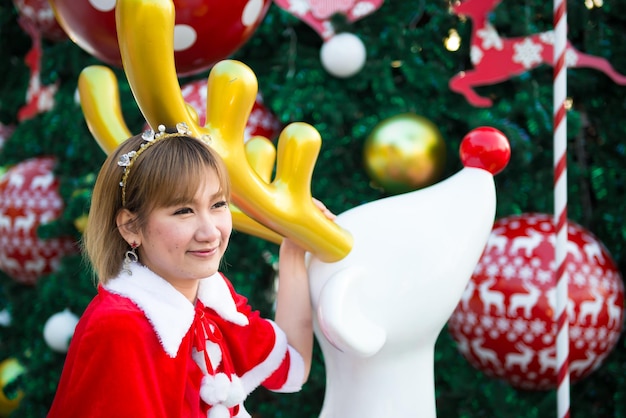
[135,169,232,298]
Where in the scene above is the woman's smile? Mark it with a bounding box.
[188,246,220,256]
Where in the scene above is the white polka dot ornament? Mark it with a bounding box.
[0,157,78,285]
[48,0,272,77]
[448,213,624,390]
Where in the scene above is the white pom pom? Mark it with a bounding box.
[207,403,230,418]
[224,375,246,407]
[320,32,366,78]
[43,309,79,353]
[200,372,230,405]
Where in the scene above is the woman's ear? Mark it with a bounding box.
[116,209,140,245]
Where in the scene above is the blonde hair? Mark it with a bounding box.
[83,132,230,284]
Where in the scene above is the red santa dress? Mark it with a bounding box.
[47,262,305,418]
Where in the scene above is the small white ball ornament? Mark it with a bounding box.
[43,309,79,353]
[320,32,366,78]
[0,308,11,327]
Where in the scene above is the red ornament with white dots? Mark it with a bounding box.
[0,157,78,285]
[448,213,624,390]
[49,0,271,77]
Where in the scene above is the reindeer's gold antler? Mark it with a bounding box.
[233,136,285,244]
[78,66,132,154]
[114,0,353,262]
[78,65,283,245]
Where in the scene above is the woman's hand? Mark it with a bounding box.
[313,198,336,221]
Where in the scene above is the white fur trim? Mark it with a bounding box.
[197,273,249,326]
[104,263,194,357]
[104,265,251,358]
[271,345,305,393]
[238,320,303,394]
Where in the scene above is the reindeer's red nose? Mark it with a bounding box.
[459,127,510,175]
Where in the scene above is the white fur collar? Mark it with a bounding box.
[104,262,249,358]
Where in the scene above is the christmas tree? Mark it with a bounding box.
[1,0,625,417]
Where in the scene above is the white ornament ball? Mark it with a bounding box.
[0,308,11,326]
[43,309,79,353]
[320,32,366,78]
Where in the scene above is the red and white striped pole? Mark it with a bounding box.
[553,0,570,417]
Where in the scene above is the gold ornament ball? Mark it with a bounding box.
[0,358,25,417]
[363,113,446,194]
[74,214,88,234]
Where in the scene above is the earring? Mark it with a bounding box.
[122,241,139,275]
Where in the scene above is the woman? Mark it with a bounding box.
[48,123,332,417]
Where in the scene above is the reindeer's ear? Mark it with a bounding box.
[318,266,386,357]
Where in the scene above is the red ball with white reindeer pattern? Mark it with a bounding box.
[448,213,624,390]
[0,157,78,285]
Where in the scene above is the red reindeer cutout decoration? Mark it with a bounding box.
[17,17,59,121]
[449,0,626,107]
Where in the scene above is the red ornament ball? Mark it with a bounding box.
[49,0,271,77]
[448,213,624,390]
[0,157,78,285]
[460,126,510,175]
[176,79,282,140]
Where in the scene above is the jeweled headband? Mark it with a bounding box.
[117,122,195,207]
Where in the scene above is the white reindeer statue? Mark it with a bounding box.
[308,132,508,416]
[78,1,511,416]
